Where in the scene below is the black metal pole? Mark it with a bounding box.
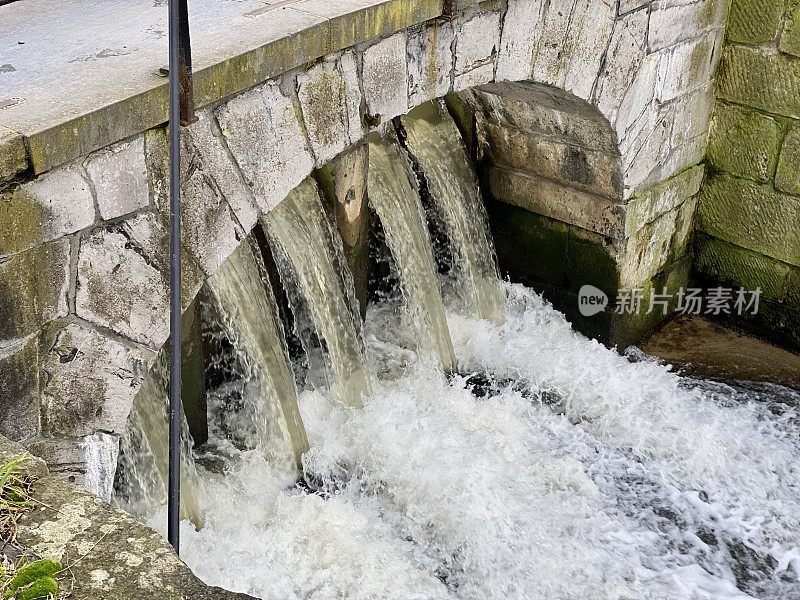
[167,0,182,554]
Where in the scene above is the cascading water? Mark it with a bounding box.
[203,239,309,471]
[263,177,371,408]
[114,350,203,527]
[367,133,457,372]
[115,102,800,600]
[399,102,506,325]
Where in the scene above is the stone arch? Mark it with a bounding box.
[0,0,726,489]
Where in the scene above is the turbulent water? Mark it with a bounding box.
[146,285,800,600]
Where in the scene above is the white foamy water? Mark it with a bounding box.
[154,284,799,600]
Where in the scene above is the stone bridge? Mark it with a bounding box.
[0,0,772,487]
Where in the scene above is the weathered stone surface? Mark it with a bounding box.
[594,7,649,126]
[316,144,370,316]
[216,81,314,213]
[698,174,800,266]
[362,33,409,124]
[339,51,365,144]
[670,84,713,149]
[625,164,704,234]
[0,166,94,257]
[787,266,800,307]
[481,121,623,199]
[614,52,659,149]
[655,33,716,102]
[648,0,727,51]
[695,234,792,302]
[14,470,255,600]
[0,335,40,442]
[495,0,545,82]
[781,0,800,57]
[620,193,697,286]
[0,126,28,184]
[185,111,259,233]
[487,166,625,238]
[0,237,70,343]
[84,137,149,221]
[471,82,619,153]
[41,323,153,438]
[453,12,501,90]
[0,434,49,480]
[408,21,455,105]
[119,212,206,313]
[727,0,785,44]
[298,57,351,165]
[717,46,800,119]
[533,0,616,100]
[621,101,673,194]
[707,103,781,182]
[620,0,651,14]
[75,228,170,348]
[776,125,800,195]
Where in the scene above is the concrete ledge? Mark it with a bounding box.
[0,0,444,175]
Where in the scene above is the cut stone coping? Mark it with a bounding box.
[0,0,444,177]
[0,435,256,600]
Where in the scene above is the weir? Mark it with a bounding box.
[367,134,457,373]
[263,178,371,409]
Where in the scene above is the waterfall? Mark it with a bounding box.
[114,350,204,527]
[399,101,506,324]
[262,177,371,408]
[367,134,456,372]
[204,239,309,471]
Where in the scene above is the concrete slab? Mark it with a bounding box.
[0,0,443,173]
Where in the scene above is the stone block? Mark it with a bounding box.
[648,0,728,51]
[185,111,259,233]
[216,81,314,213]
[454,12,501,90]
[694,233,791,302]
[614,52,659,149]
[776,126,800,195]
[698,174,800,266]
[0,238,70,344]
[339,51,366,145]
[315,144,370,316]
[0,127,28,184]
[495,0,546,82]
[565,226,621,295]
[486,166,626,238]
[670,85,714,149]
[781,0,800,57]
[533,0,616,101]
[362,33,409,124]
[298,57,352,165]
[727,0,785,44]
[0,335,40,442]
[787,267,800,307]
[481,122,622,199]
[0,166,94,257]
[41,323,153,438]
[407,21,455,105]
[655,34,716,102]
[75,228,170,349]
[717,46,800,119]
[119,212,206,313]
[84,137,149,221]
[625,164,704,234]
[594,8,649,126]
[707,103,781,182]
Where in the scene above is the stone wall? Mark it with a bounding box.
[0,0,731,490]
[696,0,800,350]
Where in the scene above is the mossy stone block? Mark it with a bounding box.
[776,125,800,195]
[727,0,785,44]
[786,267,800,307]
[565,226,620,297]
[486,198,568,285]
[717,46,800,119]
[697,173,800,267]
[694,233,791,302]
[780,0,800,57]
[707,103,781,182]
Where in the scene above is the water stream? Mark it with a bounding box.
[263,177,371,408]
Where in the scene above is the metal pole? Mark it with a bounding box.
[167,0,182,554]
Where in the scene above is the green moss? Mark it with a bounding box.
[706,103,780,182]
[0,186,46,258]
[727,0,784,44]
[781,0,800,57]
[4,560,61,598]
[776,126,800,195]
[565,226,619,297]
